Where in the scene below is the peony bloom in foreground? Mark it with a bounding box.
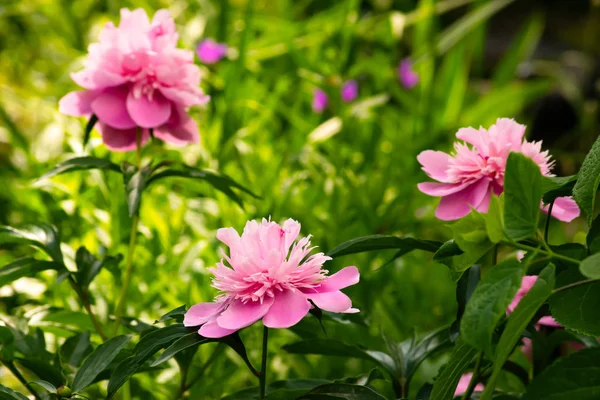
[454,373,484,396]
[417,118,580,221]
[398,58,419,89]
[59,8,209,151]
[196,39,228,64]
[312,89,328,113]
[341,80,358,103]
[184,219,359,338]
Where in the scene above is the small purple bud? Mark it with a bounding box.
[196,39,228,64]
[312,89,328,113]
[398,58,419,89]
[340,80,358,103]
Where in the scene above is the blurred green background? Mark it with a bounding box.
[1,0,599,398]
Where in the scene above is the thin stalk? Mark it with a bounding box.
[553,279,598,294]
[259,326,269,400]
[112,128,143,336]
[67,276,107,341]
[503,241,580,265]
[544,201,554,243]
[461,351,484,400]
[4,361,42,400]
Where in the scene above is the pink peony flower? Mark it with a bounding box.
[196,39,228,64]
[417,118,580,221]
[312,89,328,113]
[454,373,484,396]
[398,58,419,89]
[184,219,359,338]
[59,8,209,151]
[341,80,358,103]
[508,276,560,327]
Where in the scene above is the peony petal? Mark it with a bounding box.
[198,319,237,338]
[184,302,224,327]
[216,227,241,252]
[91,87,137,129]
[434,179,490,221]
[307,291,352,312]
[317,266,360,293]
[216,297,274,330]
[262,290,311,329]
[456,127,486,152]
[543,196,580,222]
[126,90,172,128]
[97,123,149,152]
[418,181,471,197]
[153,106,199,145]
[282,219,301,250]
[417,150,452,182]
[59,91,98,116]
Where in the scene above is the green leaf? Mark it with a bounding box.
[550,269,600,336]
[122,162,152,217]
[0,224,64,264]
[15,358,65,387]
[72,335,131,393]
[74,247,122,289]
[541,175,578,205]
[433,240,463,260]
[150,332,208,367]
[282,339,397,377]
[222,380,330,400]
[327,235,441,258]
[481,264,555,400]
[587,215,600,254]
[449,212,495,276]
[155,305,187,324]
[429,339,478,400]
[0,385,29,400]
[29,380,57,394]
[0,257,63,287]
[83,115,98,147]
[461,258,524,354]
[485,195,505,244]
[580,253,600,279]
[299,383,387,399]
[436,0,516,55]
[503,152,543,240]
[523,348,600,400]
[60,331,92,367]
[574,135,600,225]
[146,165,259,209]
[107,325,190,397]
[404,327,453,381]
[39,156,121,180]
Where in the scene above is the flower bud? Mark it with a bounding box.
[57,386,72,398]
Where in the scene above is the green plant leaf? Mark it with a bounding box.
[0,224,64,264]
[327,234,441,258]
[72,335,131,393]
[0,385,29,400]
[541,175,578,205]
[155,305,187,324]
[429,339,478,400]
[433,240,464,260]
[503,152,543,240]
[580,253,600,279]
[83,114,98,147]
[15,358,65,387]
[282,339,397,377]
[550,269,600,336]
[587,215,600,254]
[39,156,121,180]
[0,257,63,287]
[481,264,555,400]
[60,331,92,368]
[122,162,152,217]
[404,327,453,381]
[523,348,600,400]
[299,383,387,399]
[573,135,600,225]
[449,212,494,277]
[461,258,524,354]
[453,265,481,335]
[29,380,57,394]
[150,332,208,367]
[146,165,259,209]
[107,325,190,397]
[485,195,504,243]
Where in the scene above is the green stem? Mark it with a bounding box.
[461,351,484,400]
[259,326,269,400]
[503,241,580,265]
[67,276,107,341]
[3,361,42,400]
[112,213,140,336]
[553,278,598,294]
[544,201,554,243]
